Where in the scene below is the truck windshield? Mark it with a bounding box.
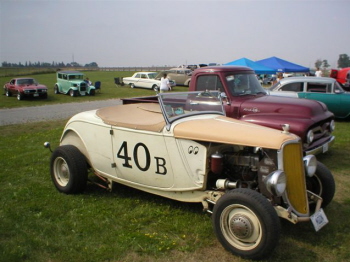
[158,91,225,124]
[225,73,266,96]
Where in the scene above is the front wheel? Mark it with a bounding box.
[89,89,95,96]
[69,89,77,97]
[50,145,88,194]
[306,161,335,208]
[5,89,12,97]
[212,188,280,260]
[17,93,23,100]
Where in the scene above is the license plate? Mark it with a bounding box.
[34,93,39,97]
[322,143,329,153]
[310,208,328,231]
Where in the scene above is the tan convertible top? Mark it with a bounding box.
[96,103,166,132]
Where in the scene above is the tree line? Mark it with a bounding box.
[1,61,98,68]
[2,54,350,69]
[315,53,350,70]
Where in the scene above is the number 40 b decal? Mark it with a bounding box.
[117,141,167,175]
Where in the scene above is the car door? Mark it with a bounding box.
[8,79,17,93]
[301,82,347,118]
[111,128,174,188]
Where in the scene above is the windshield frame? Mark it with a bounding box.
[157,91,225,128]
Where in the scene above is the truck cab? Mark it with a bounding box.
[189,66,335,155]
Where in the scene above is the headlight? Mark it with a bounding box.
[306,130,314,144]
[264,170,286,197]
[303,155,317,177]
[330,120,335,132]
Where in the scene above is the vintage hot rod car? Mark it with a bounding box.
[45,91,335,260]
[54,71,96,97]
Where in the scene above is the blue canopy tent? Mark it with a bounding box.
[224,57,276,74]
[256,56,309,73]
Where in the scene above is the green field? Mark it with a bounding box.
[1,70,350,262]
[0,70,189,109]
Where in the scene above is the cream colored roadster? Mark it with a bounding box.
[45,91,335,260]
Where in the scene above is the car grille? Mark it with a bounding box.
[24,89,46,94]
[283,142,308,216]
[80,83,87,91]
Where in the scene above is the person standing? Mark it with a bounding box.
[160,73,171,93]
[315,68,323,77]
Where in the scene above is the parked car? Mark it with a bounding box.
[162,68,192,86]
[45,90,335,260]
[54,71,96,97]
[3,78,48,100]
[330,67,350,91]
[122,72,176,91]
[268,76,350,119]
[187,64,208,71]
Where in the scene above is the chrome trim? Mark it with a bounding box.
[305,136,335,155]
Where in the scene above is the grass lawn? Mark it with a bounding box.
[1,69,350,261]
[0,71,190,109]
[0,118,349,262]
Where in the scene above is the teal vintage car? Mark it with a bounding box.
[269,77,350,119]
[54,71,96,97]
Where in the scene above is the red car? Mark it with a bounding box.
[330,67,350,91]
[4,78,48,100]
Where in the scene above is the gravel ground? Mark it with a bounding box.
[0,99,122,126]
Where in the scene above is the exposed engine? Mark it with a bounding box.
[207,145,278,198]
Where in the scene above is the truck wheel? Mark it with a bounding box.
[306,161,335,208]
[54,85,60,94]
[50,145,88,194]
[69,89,77,97]
[212,188,280,260]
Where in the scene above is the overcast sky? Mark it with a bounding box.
[1,0,349,68]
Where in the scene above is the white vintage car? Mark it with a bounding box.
[45,91,335,260]
[122,72,176,91]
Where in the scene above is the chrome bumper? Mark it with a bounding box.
[305,136,335,155]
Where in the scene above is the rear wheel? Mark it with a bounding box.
[130,83,135,88]
[50,145,88,194]
[54,85,60,94]
[212,188,280,260]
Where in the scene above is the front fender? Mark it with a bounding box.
[60,129,90,165]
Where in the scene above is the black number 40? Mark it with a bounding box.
[117,141,167,175]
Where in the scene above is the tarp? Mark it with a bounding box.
[224,57,276,74]
[256,56,309,73]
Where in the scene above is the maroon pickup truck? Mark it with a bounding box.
[123,66,335,155]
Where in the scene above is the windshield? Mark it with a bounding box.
[17,78,38,85]
[334,81,345,93]
[68,74,84,80]
[225,73,266,96]
[158,91,225,124]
